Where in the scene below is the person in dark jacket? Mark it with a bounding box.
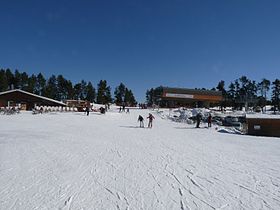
[138,115,144,128]
[147,113,155,128]
[100,107,105,114]
[196,113,202,128]
[85,106,90,116]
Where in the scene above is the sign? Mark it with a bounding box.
[165,93,194,99]
[254,125,261,130]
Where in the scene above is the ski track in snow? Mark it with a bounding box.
[0,109,280,209]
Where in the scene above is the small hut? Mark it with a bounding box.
[246,114,280,137]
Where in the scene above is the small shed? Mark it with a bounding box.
[246,114,280,137]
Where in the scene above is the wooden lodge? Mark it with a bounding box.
[161,87,223,108]
[0,89,66,110]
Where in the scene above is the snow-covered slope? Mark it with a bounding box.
[0,109,280,209]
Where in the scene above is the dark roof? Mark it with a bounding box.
[162,87,222,96]
[0,89,66,106]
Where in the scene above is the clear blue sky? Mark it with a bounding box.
[1,0,280,102]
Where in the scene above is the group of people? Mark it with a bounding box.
[138,113,155,128]
[119,105,130,113]
[196,113,212,128]
[85,106,107,116]
[85,105,213,129]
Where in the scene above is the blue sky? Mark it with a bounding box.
[1,0,280,101]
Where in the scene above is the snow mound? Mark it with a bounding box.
[217,127,244,135]
[156,108,211,124]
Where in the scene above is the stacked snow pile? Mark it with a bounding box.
[217,127,244,135]
[156,108,211,124]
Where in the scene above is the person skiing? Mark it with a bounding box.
[196,113,202,128]
[147,113,155,128]
[138,115,144,128]
[207,113,212,127]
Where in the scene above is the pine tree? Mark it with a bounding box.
[228,82,235,107]
[5,69,14,89]
[74,83,82,100]
[45,75,58,100]
[85,82,96,102]
[57,75,68,100]
[272,79,280,112]
[216,80,227,109]
[146,88,154,106]
[114,83,126,105]
[257,78,270,112]
[27,74,37,93]
[80,80,87,100]
[0,69,8,91]
[14,70,21,89]
[64,80,74,100]
[35,73,46,96]
[124,88,137,106]
[146,86,163,106]
[21,72,29,91]
[97,80,112,104]
[216,80,225,93]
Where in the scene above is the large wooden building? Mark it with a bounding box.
[0,89,66,110]
[160,87,223,107]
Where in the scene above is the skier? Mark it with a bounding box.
[207,113,212,127]
[126,108,130,114]
[196,113,202,128]
[138,115,144,128]
[119,106,122,113]
[147,113,155,128]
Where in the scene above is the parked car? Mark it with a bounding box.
[222,116,242,129]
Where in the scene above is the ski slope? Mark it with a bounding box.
[0,109,280,209]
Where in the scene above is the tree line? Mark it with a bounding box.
[216,76,280,111]
[0,68,137,106]
[146,76,280,111]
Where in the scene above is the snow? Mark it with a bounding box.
[1,109,280,209]
[246,114,280,119]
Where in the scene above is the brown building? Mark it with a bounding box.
[161,87,223,107]
[65,100,90,112]
[0,89,66,110]
[246,115,280,137]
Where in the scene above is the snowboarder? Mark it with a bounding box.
[138,115,144,128]
[207,113,212,127]
[196,113,202,128]
[147,113,155,128]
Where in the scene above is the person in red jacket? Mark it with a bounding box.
[147,113,155,128]
[207,113,212,127]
